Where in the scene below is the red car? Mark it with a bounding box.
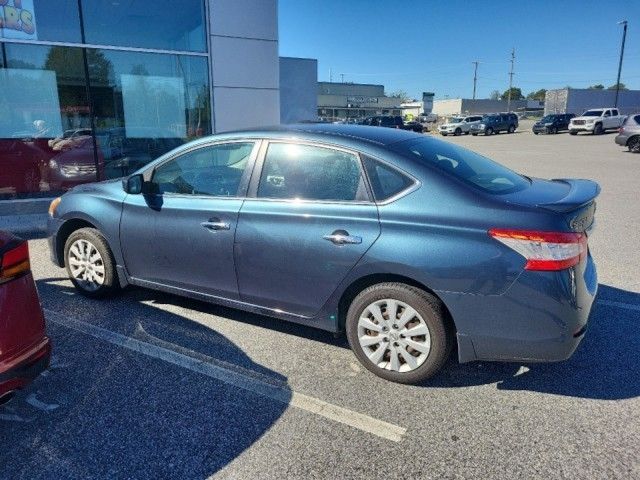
[0,232,50,405]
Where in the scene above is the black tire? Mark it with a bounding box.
[533,131,539,135]
[508,125,516,133]
[569,131,578,135]
[454,128,462,136]
[441,132,447,136]
[549,126,558,134]
[485,127,494,136]
[593,123,604,135]
[346,283,453,384]
[628,136,640,153]
[64,227,119,298]
[471,133,478,136]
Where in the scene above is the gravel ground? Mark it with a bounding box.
[1,126,639,479]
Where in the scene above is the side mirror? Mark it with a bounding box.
[122,174,143,194]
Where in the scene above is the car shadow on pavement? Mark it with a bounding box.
[428,284,640,400]
[1,278,292,480]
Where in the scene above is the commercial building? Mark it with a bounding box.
[544,88,640,115]
[432,98,542,116]
[0,0,281,206]
[317,82,402,120]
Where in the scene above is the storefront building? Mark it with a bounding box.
[317,82,402,121]
[0,0,279,202]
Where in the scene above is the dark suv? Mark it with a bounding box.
[470,113,518,136]
[532,114,576,135]
[368,116,405,129]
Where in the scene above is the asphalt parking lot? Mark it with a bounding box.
[2,125,639,479]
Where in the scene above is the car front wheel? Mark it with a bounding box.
[346,283,452,384]
[64,228,119,298]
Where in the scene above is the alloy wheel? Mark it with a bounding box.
[629,137,640,153]
[67,239,106,292]
[357,298,431,373]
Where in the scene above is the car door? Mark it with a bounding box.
[119,141,259,299]
[234,141,381,317]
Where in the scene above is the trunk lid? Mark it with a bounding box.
[500,178,600,232]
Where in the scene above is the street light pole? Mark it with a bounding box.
[615,20,628,108]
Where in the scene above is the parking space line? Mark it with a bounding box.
[44,309,406,443]
[598,300,640,312]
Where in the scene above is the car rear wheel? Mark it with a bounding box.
[628,136,640,153]
[346,283,452,384]
[508,125,516,133]
[570,131,578,135]
[64,228,119,298]
[471,133,478,136]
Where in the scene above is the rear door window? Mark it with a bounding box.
[257,143,368,202]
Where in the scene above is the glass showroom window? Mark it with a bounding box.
[0,0,81,43]
[0,43,95,199]
[81,0,207,52]
[87,49,211,180]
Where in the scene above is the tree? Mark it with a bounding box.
[588,84,605,90]
[489,90,501,100]
[500,87,524,101]
[608,82,627,90]
[388,90,410,102]
[526,89,547,101]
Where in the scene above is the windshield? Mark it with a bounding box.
[541,115,556,122]
[448,118,463,123]
[391,138,529,194]
[582,110,603,117]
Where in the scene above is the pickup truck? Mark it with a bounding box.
[568,108,625,135]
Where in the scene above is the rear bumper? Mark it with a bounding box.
[0,337,51,398]
[442,253,598,364]
[614,134,629,146]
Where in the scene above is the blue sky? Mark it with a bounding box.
[279,0,640,100]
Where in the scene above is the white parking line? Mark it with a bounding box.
[44,309,406,443]
[598,300,640,312]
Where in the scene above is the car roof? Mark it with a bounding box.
[217,123,424,146]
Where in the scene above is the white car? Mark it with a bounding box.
[438,116,483,136]
[568,108,625,135]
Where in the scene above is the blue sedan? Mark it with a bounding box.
[47,124,599,384]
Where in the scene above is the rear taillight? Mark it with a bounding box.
[0,241,31,283]
[489,229,587,271]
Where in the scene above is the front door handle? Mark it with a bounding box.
[323,229,362,245]
[201,218,230,231]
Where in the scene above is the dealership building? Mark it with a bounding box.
[0,0,318,222]
[317,82,404,121]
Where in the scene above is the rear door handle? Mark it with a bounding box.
[201,218,230,231]
[323,229,362,245]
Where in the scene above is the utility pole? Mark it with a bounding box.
[472,61,479,100]
[329,67,333,82]
[507,48,515,112]
[615,20,628,108]
[341,73,345,83]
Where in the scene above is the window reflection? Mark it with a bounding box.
[88,49,211,180]
[81,0,206,52]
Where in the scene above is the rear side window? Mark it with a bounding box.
[391,138,529,194]
[634,115,640,124]
[257,143,367,202]
[363,157,414,201]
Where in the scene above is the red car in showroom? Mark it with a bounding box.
[0,231,50,405]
